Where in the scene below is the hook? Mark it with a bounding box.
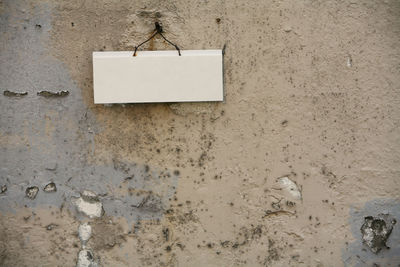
[133,22,181,56]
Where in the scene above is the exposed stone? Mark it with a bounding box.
[37,90,69,97]
[46,223,58,230]
[43,182,57,192]
[76,249,97,267]
[361,214,396,254]
[3,90,28,97]
[78,223,92,246]
[276,177,302,200]
[81,190,99,203]
[347,55,353,67]
[25,186,39,199]
[72,191,103,218]
[0,185,7,194]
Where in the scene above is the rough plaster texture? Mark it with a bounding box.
[0,0,399,266]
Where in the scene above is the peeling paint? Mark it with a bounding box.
[25,186,39,199]
[43,182,57,192]
[76,249,98,267]
[3,90,28,97]
[72,191,104,218]
[37,90,69,97]
[79,223,92,246]
[0,185,7,194]
[361,214,396,254]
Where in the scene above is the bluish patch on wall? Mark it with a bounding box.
[342,199,400,266]
[0,0,178,223]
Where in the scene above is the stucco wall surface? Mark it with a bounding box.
[0,0,399,266]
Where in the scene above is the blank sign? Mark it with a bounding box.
[92,50,223,104]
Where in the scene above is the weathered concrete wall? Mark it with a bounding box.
[0,0,399,266]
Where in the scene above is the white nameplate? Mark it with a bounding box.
[92,50,223,104]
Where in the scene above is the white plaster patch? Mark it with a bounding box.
[276,177,302,200]
[72,192,103,218]
[347,55,352,67]
[78,223,92,246]
[76,249,97,267]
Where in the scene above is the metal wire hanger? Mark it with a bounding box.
[133,22,181,56]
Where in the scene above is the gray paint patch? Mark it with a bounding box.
[343,199,400,266]
[0,0,177,223]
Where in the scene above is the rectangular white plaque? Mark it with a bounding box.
[92,50,223,104]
